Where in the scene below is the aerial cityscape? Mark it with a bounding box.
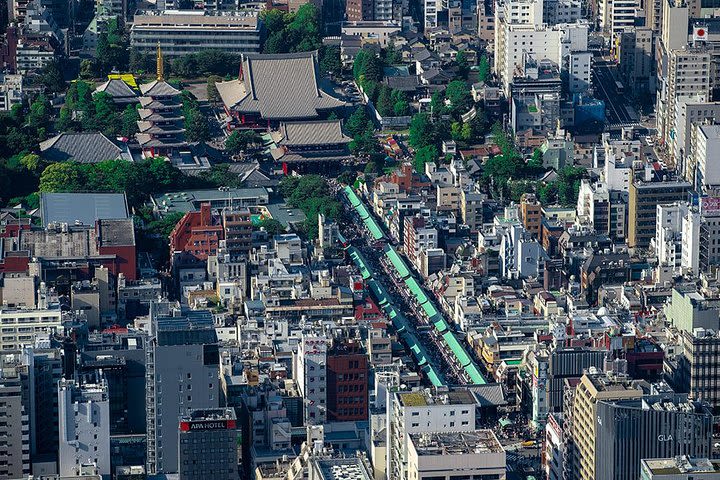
[0,0,720,478]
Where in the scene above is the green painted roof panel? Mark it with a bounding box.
[385,246,411,279]
[442,331,471,367]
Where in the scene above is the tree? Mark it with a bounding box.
[350,131,379,156]
[413,145,437,173]
[207,75,222,104]
[225,130,259,155]
[19,154,43,175]
[288,4,321,52]
[182,93,210,142]
[376,84,394,117]
[337,171,357,185]
[537,182,558,204]
[96,17,129,74]
[430,91,446,116]
[383,41,402,65]
[353,50,370,82]
[258,218,285,235]
[456,50,469,79]
[79,59,98,79]
[129,48,154,73]
[261,4,321,54]
[260,8,289,33]
[556,166,586,206]
[445,80,472,117]
[391,89,410,116]
[27,95,51,140]
[408,113,433,149]
[360,55,383,87]
[477,55,490,83]
[39,163,85,192]
[346,106,372,137]
[120,104,139,138]
[93,92,119,137]
[40,61,65,93]
[320,45,342,76]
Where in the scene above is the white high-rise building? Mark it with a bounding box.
[295,334,328,425]
[653,202,690,272]
[681,209,701,276]
[493,9,590,95]
[0,305,63,352]
[598,0,641,38]
[58,379,111,477]
[390,390,478,480]
[658,47,711,156]
[690,123,720,192]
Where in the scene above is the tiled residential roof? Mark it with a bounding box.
[39,132,123,163]
[279,120,351,146]
[220,51,345,120]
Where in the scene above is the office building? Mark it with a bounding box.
[407,430,506,480]
[641,457,720,480]
[520,193,542,238]
[58,379,111,477]
[524,346,607,425]
[673,103,720,183]
[309,457,374,480]
[664,288,720,333]
[689,124,720,192]
[628,180,691,248]
[654,202,690,272]
[178,408,238,480]
[145,305,220,474]
[594,393,713,480]
[0,354,30,479]
[699,196,720,272]
[294,335,328,425]
[676,328,720,412]
[571,373,713,480]
[0,74,22,111]
[130,10,261,57]
[222,208,253,261]
[0,305,63,352]
[326,339,368,422]
[390,389,478,480]
[658,47,711,155]
[404,215,438,267]
[570,373,643,480]
[598,0,640,38]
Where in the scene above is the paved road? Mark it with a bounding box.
[593,61,639,128]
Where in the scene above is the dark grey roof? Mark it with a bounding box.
[279,120,351,146]
[97,218,136,246]
[230,51,345,119]
[94,79,138,103]
[466,384,507,407]
[39,132,124,163]
[139,80,181,97]
[40,192,129,228]
[385,75,420,92]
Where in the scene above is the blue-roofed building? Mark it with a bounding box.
[40,192,129,228]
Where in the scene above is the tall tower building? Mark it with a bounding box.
[294,334,328,425]
[58,379,111,477]
[145,305,220,474]
[0,354,30,479]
